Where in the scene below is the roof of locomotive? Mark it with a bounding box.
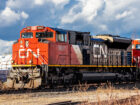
[96,34,120,37]
[21,26,90,35]
[50,27,90,35]
[50,27,67,34]
[90,38,105,42]
[93,34,132,44]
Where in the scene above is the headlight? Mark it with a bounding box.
[11,60,14,63]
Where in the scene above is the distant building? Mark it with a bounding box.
[0,54,12,70]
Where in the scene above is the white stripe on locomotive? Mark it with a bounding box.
[72,45,83,64]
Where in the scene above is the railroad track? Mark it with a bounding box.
[48,101,86,105]
[0,82,139,105]
[47,95,140,105]
[0,81,138,95]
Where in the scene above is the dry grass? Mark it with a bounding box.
[0,83,140,105]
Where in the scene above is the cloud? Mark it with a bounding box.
[60,0,140,36]
[0,7,29,27]
[0,39,13,55]
[116,11,132,20]
[34,0,45,5]
[34,0,69,6]
[99,24,108,31]
[6,0,70,8]
[21,11,29,19]
[61,0,104,24]
[50,0,69,6]
[6,0,22,9]
[1,0,140,40]
[0,0,69,27]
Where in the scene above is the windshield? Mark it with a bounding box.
[21,32,33,38]
[136,44,140,49]
[36,32,53,38]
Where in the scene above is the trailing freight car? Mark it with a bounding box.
[132,39,140,67]
[4,26,138,89]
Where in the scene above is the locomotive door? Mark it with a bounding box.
[83,49,90,65]
[57,43,70,65]
[49,43,70,65]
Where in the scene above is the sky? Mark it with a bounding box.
[0,0,140,54]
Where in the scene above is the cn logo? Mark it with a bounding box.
[19,48,40,58]
[93,44,107,58]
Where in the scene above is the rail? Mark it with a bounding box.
[48,101,85,105]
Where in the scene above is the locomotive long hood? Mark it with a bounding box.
[113,37,131,44]
[93,34,132,44]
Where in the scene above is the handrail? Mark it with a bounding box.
[39,55,48,64]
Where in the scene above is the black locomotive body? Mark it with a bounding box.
[47,32,137,84]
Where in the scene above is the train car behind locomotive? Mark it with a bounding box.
[132,39,140,67]
[4,26,138,89]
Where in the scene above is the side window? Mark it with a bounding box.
[136,44,140,49]
[65,34,67,42]
[76,34,83,45]
[57,33,67,42]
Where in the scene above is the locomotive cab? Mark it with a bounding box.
[12,26,70,66]
[12,26,56,66]
[20,26,56,42]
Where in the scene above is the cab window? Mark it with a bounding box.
[56,33,67,42]
[21,32,33,38]
[136,44,140,49]
[36,32,53,38]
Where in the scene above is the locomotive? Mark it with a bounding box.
[4,26,140,89]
